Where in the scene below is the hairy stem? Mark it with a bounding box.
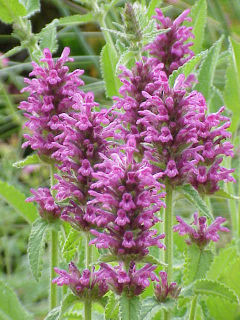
[189,295,198,320]
[84,233,92,320]
[50,229,58,309]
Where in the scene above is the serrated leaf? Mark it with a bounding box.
[62,229,81,261]
[224,37,240,132]
[180,184,213,219]
[116,50,135,72]
[0,0,27,24]
[0,280,33,320]
[140,297,175,320]
[206,296,239,320]
[147,0,163,19]
[184,244,214,285]
[220,257,240,298]
[28,218,49,281]
[100,43,121,97]
[194,279,238,303]
[210,189,239,200]
[98,254,118,263]
[13,154,41,168]
[209,86,224,113]
[185,0,207,54]
[0,179,38,223]
[105,292,119,320]
[58,13,94,26]
[119,294,140,320]
[38,19,59,53]
[194,36,223,101]
[141,255,167,267]
[169,49,207,87]
[59,294,79,319]
[44,307,61,320]
[19,0,40,16]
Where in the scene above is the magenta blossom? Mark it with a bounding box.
[53,262,108,299]
[154,271,181,302]
[173,212,230,247]
[145,9,194,75]
[19,47,84,156]
[100,262,157,296]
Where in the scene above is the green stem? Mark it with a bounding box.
[50,229,58,309]
[84,233,92,320]
[189,295,198,320]
[164,183,173,320]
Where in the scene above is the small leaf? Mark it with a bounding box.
[28,218,49,281]
[185,0,207,54]
[105,292,119,320]
[224,37,240,132]
[210,189,239,200]
[180,184,213,219]
[19,0,40,16]
[184,244,214,285]
[0,179,38,223]
[44,307,61,320]
[194,36,223,101]
[116,50,135,72]
[62,229,82,262]
[100,43,121,97]
[13,154,41,168]
[140,297,175,320]
[38,19,59,53]
[98,254,118,263]
[0,0,27,24]
[119,293,141,320]
[147,0,163,19]
[59,294,79,319]
[141,255,167,267]
[0,280,33,320]
[193,279,238,303]
[169,50,207,87]
[58,13,94,26]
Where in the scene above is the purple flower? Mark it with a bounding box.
[154,271,181,302]
[100,262,157,296]
[19,47,84,157]
[145,9,194,75]
[173,212,230,247]
[53,262,108,299]
[26,187,61,220]
[88,142,165,259]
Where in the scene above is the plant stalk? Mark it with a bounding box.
[50,228,58,309]
[84,232,92,320]
[189,295,198,320]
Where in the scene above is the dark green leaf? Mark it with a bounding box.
[0,179,38,223]
[38,19,59,53]
[119,294,141,320]
[105,292,119,320]
[0,0,27,24]
[13,154,41,168]
[28,218,49,281]
[140,297,175,320]
[141,255,167,267]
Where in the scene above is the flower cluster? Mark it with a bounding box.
[173,212,230,247]
[100,262,157,296]
[145,9,194,75]
[26,187,61,220]
[53,262,108,299]
[154,271,181,302]
[88,142,165,259]
[19,47,84,157]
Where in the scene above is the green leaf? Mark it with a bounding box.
[0,0,27,24]
[179,184,213,219]
[119,294,141,320]
[62,229,82,262]
[194,36,223,101]
[209,86,224,113]
[98,254,118,263]
[147,0,163,19]
[184,244,214,285]
[141,255,167,267]
[59,294,79,319]
[0,280,33,320]
[19,0,40,16]
[185,0,207,54]
[116,50,135,72]
[220,257,240,298]
[38,19,59,53]
[44,307,61,320]
[58,13,94,26]
[207,246,238,281]
[100,43,121,98]
[0,179,38,223]
[28,218,49,281]
[210,189,239,200]
[193,279,238,303]
[223,37,240,132]
[169,49,207,87]
[205,296,239,320]
[140,297,175,320]
[13,154,41,168]
[105,292,119,320]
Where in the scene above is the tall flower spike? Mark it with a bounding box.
[173,212,230,247]
[19,47,84,157]
[88,139,165,260]
[145,9,194,75]
[53,262,108,299]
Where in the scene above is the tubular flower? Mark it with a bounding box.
[173,212,230,247]
[53,262,108,299]
[19,47,84,156]
[88,140,165,260]
[154,271,181,302]
[100,262,157,296]
[145,9,194,75]
[26,187,61,220]
[51,91,111,231]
